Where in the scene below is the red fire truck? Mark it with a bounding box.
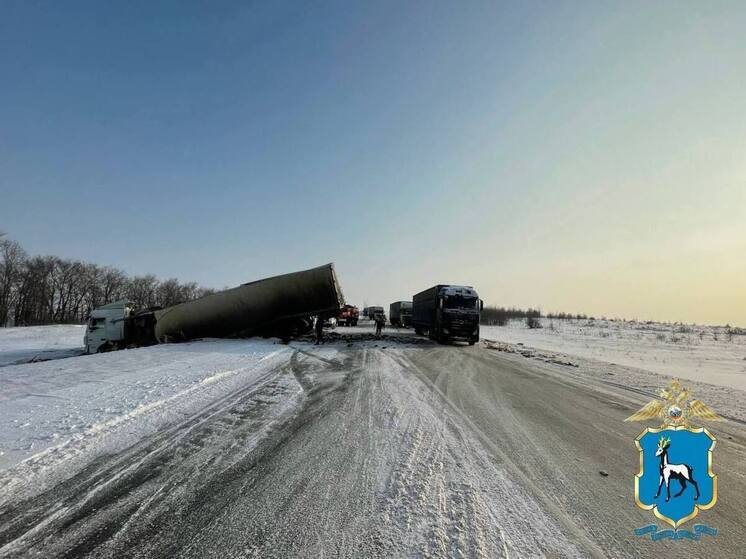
[337,304,359,326]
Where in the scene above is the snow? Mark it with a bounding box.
[0,325,85,367]
[0,336,298,503]
[481,318,746,391]
[370,348,584,556]
[3,318,744,522]
[2,322,743,555]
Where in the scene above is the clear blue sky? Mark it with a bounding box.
[2,1,745,324]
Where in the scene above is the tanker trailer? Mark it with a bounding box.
[154,263,344,342]
[85,264,344,352]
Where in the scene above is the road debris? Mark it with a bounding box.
[483,340,579,367]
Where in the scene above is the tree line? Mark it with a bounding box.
[0,236,215,327]
[481,306,589,326]
[481,306,542,326]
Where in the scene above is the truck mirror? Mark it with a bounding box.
[480,300,484,311]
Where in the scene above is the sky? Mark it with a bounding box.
[1,0,745,326]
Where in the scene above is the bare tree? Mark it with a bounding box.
[14,256,56,325]
[0,237,213,326]
[156,278,182,308]
[100,266,128,304]
[0,239,27,326]
[126,275,160,309]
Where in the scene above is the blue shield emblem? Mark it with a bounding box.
[635,426,717,528]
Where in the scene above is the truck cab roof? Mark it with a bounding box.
[441,286,478,298]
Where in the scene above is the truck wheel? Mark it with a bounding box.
[468,339,476,346]
[415,328,424,336]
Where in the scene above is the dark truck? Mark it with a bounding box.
[412,285,482,345]
[389,301,413,327]
[368,306,385,322]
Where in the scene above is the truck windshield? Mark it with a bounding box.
[444,296,478,310]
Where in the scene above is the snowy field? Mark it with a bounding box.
[0,332,302,504]
[481,318,746,391]
[0,325,85,367]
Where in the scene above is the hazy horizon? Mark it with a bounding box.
[2,1,744,326]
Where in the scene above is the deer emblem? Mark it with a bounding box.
[654,436,699,502]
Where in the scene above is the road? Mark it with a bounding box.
[1,330,745,558]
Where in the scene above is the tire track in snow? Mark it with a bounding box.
[0,354,305,558]
[368,348,587,558]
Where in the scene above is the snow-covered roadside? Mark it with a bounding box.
[0,325,85,367]
[481,337,746,423]
[482,318,746,391]
[0,338,299,504]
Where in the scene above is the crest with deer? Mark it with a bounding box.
[653,435,700,502]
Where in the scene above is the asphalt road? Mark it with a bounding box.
[1,331,745,558]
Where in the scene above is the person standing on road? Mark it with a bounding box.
[374,313,385,338]
[315,315,324,345]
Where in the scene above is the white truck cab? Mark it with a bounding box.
[85,300,132,353]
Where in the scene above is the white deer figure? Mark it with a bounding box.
[654,436,699,502]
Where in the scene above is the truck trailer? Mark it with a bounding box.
[389,301,413,327]
[412,285,482,344]
[85,263,344,353]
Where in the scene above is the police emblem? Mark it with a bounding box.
[625,379,723,539]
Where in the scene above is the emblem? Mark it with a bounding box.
[625,379,723,539]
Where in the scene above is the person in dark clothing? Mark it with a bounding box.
[374,313,385,338]
[315,315,324,344]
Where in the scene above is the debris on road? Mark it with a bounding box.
[483,340,579,367]
[297,330,435,346]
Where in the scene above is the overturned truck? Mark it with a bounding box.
[85,264,344,353]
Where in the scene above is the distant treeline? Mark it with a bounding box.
[481,306,541,326]
[481,306,589,326]
[545,311,589,320]
[0,236,214,327]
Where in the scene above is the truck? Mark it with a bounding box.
[389,301,413,327]
[85,263,344,353]
[412,285,482,345]
[367,306,385,323]
[337,304,359,326]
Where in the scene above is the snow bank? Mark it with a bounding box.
[0,325,85,366]
[0,337,296,501]
[482,318,746,391]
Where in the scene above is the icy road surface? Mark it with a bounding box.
[2,329,746,557]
